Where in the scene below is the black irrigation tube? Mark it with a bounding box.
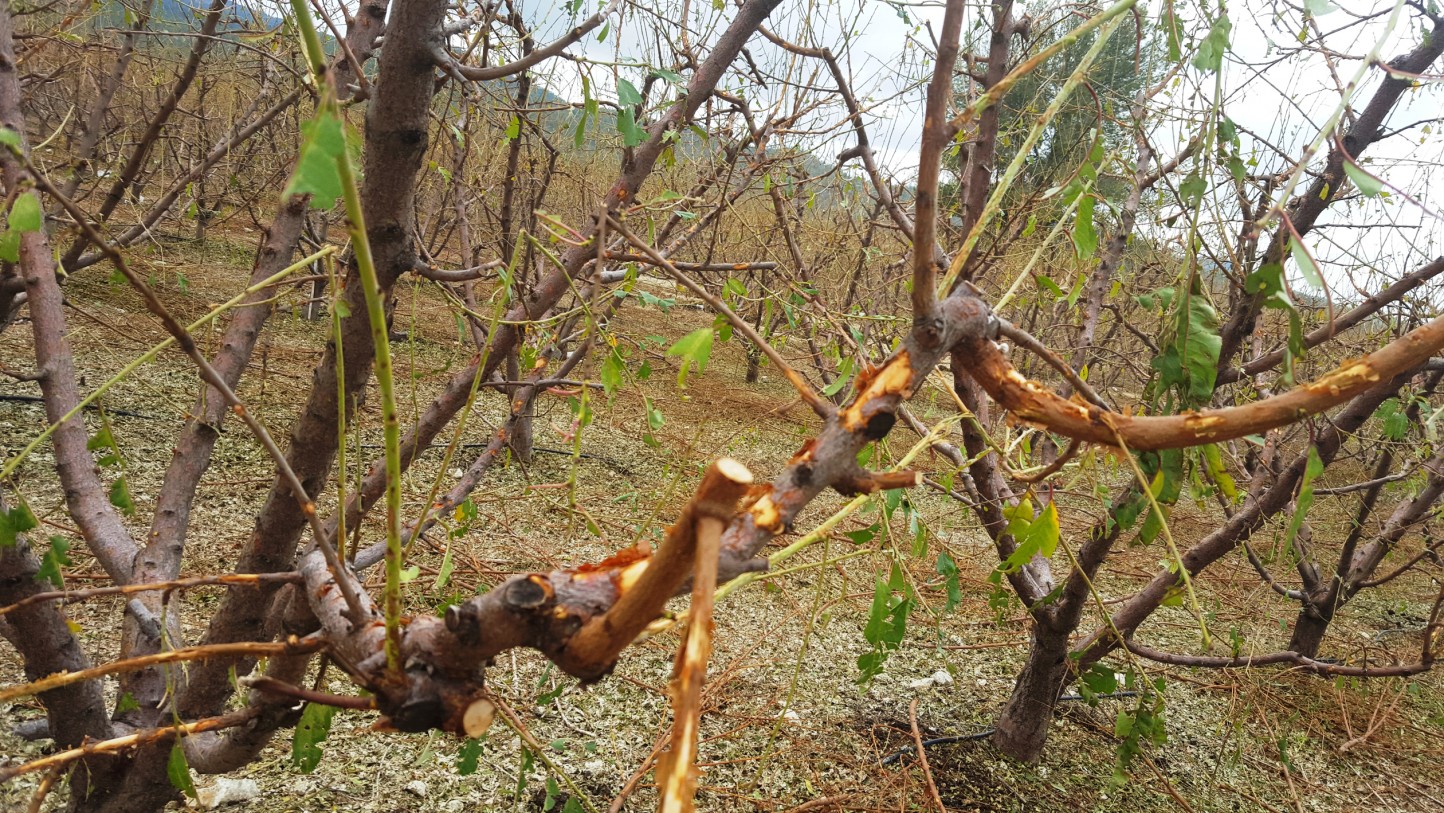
[879,691,1140,766]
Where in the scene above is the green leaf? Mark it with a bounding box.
[0,127,21,149]
[1000,501,1060,572]
[399,565,420,583]
[1080,663,1118,704]
[9,194,42,233]
[515,746,534,799]
[1375,398,1410,441]
[665,328,713,388]
[1178,173,1205,208]
[857,576,910,684]
[616,108,646,148]
[644,397,665,431]
[821,356,855,397]
[0,501,38,548]
[1201,444,1238,503]
[0,229,19,262]
[116,692,140,713]
[1305,0,1338,15]
[1191,13,1232,73]
[1245,262,1286,298]
[844,524,878,545]
[600,346,624,398]
[87,426,115,453]
[1343,160,1384,197]
[936,552,962,612]
[1218,117,1238,146]
[458,737,485,775]
[504,115,520,141]
[168,741,197,799]
[1281,447,1323,560]
[563,798,585,813]
[35,536,71,588]
[109,476,135,517]
[1178,295,1222,403]
[615,78,643,107]
[291,702,337,773]
[284,111,347,209]
[1163,0,1182,63]
[650,68,684,85]
[1289,238,1324,290]
[433,546,454,591]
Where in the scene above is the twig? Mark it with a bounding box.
[0,571,304,617]
[606,213,833,420]
[0,638,324,703]
[0,707,260,782]
[996,321,1111,411]
[909,699,946,813]
[12,149,369,625]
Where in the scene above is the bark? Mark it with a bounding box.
[992,622,1071,761]
[0,3,138,585]
[67,90,304,272]
[1216,21,1444,371]
[56,0,156,201]
[315,0,791,554]
[1072,373,1411,670]
[953,0,1016,283]
[334,0,390,100]
[1218,256,1444,386]
[115,196,308,728]
[181,0,451,727]
[60,0,230,272]
[963,312,1444,450]
[0,495,122,809]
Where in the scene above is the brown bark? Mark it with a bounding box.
[963,312,1444,450]
[181,0,452,727]
[1216,22,1444,371]
[0,3,138,585]
[115,196,308,727]
[0,495,121,808]
[1072,373,1410,671]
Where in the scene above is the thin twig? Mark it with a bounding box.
[606,213,833,419]
[13,150,369,624]
[909,699,946,813]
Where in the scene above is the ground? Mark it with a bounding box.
[2,232,1443,812]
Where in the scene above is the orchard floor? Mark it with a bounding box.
[3,232,1442,812]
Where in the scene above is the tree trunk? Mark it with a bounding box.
[506,350,534,463]
[992,621,1071,762]
[1287,606,1333,659]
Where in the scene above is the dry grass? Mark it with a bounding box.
[2,235,1443,812]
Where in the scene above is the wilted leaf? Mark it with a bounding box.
[1343,160,1383,197]
[1288,238,1324,290]
[1191,13,1232,73]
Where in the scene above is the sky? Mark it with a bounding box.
[396,0,1444,292]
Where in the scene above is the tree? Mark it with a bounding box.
[2,0,1443,809]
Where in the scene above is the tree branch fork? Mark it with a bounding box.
[289,275,1444,738]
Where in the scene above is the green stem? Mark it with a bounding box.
[290,0,402,669]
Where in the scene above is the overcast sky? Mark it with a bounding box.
[479,0,1442,287]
